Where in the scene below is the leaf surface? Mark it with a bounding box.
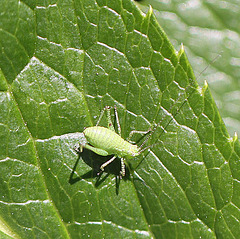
[138,0,240,137]
[0,0,240,238]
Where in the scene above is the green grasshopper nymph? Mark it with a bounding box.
[76,55,221,178]
[77,106,152,177]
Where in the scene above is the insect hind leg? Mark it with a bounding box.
[127,128,152,144]
[100,155,117,172]
[99,156,126,178]
[120,158,125,177]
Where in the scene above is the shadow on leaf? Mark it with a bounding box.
[69,148,130,193]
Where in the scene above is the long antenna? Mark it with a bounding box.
[136,53,221,166]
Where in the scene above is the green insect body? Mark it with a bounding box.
[78,106,150,177]
[83,126,140,159]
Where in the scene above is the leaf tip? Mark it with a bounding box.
[180,43,185,53]
[233,132,238,142]
[146,5,153,18]
[149,5,153,13]
[177,43,185,59]
[202,80,208,93]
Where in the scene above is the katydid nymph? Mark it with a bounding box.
[77,106,153,177]
[76,55,221,178]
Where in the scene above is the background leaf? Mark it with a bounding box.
[137,0,240,137]
[0,0,240,238]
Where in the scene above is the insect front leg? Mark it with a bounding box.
[96,106,109,126]
[114,105,121,136]
[96,106,115,132]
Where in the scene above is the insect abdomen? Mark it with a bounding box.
[83,126,138,158]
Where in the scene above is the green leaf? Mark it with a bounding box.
[1,0,240,238]
[137,0,240,137]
